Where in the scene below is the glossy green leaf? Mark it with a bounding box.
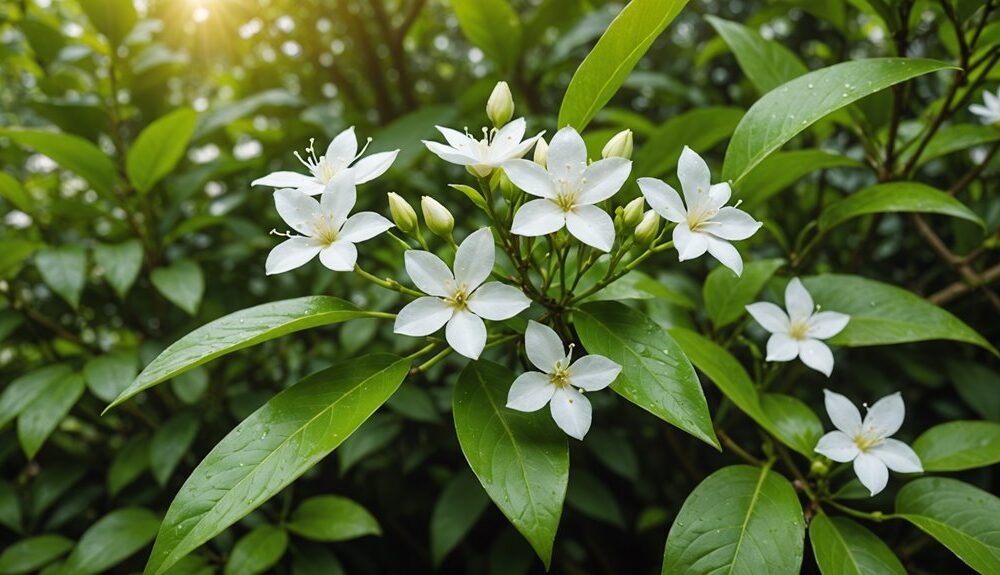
[224,525,288,575]
[633,107,744,180]
[722,58,956,182]
[287,495,381,542]
[558,0,690,130]
[0,365,72,429]
[337,413,402,475]
[108,435,150,496]
[0,535,73,575]
[453,360,568,569]
[59,507,160,575]
[0,239,41,279]
[662,465,804,574]
[705,16,807,94]
[736,150,863,207]
[574,302,718,448]
[144,354,409,575]
[83,351,138,403]
[150,259,203,316]
[819,183,982,232]
[895,477,1000,574]
[35,246,87,309]
[110,297,369,410]
[948,362,1000,422]
[451,0,522,70]
[0,129,118,198]
[150,412,200,485]
[802,274,995,353]
[92,240,144,299]
[431,471,490,567]
[0,172,31,213]
[127,108,197,194]
[913,421,1000,472]
[78,0,136,46]
[810,512,905,575]
[900,124,1000,169]
[17,374,84,460]
[703,258,784,328]
[761,393,824,458]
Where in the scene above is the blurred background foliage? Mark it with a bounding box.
[0,0,997,573]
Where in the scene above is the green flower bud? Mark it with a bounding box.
[634,210,660,246]
[497,170,519,204]
[533,137,548,168]
[421,196,455,238]
[810,460,830,477]
[622,196,645,228]
[487,81,514,128]
[602,129,633,160]
[387,192,417,235]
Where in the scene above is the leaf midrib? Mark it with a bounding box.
[727,466,770,574]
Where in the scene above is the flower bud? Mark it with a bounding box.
[533,137,548,168]
[810,460,830,477]
[602,129,633,160]
[421,196,455,238]
[622,197,645,228]
[634,210,660,246]
[497,170,519,205]
[387,192,417,235]
[487,81,514,128]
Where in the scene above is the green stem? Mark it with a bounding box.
[823,499,890,523]
[354,265,423,297]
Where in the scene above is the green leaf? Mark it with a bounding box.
[224,525,288,575]
[566,471,625,528]
[0,129,118,198]
[913,421,1000,472]
[900,124,1000,169]
[83,350,138,403]
[59,507,160,575]
[736,150,864,208]
[0,535,73,575]
[703,258,784,328]
[453,360,568,569]
[144,354,410,575]
[35,246,87,309]
[108,435,150,496]
[558,0,691,130]
[662,465,804,574]
[633,107,744,180]
[77,0,136,46]
[337,413,401,475]
[448,184,489,212]
[451,0,522,70]
[0,482,22,533]
[819,182,983,232]
[127,109,198,194]
[948,362,1000,422]
[760,393,824,458]
[151,259,204,315]
[809,511,905,575]
[287,495,381,542]
[108,296,368,410]
[0,365,72,429]
[802,274,995,353]
[92,240,144,299]
[705,16,807,94]
[431,471,490,567]
[0,172,31,213]
[0,239,41,279]
[722,58,956,183]
[574,302,718,448]
[194,89,301,139]
[150,412,200,485]
[895,477,1000,574]
[17,374,84,460]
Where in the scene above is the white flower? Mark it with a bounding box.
[815,390,923,496]
[423,118,543,177]
[502,127,631,252]
[970,88,1000,125]
[745,278,849,377]
[638,147,761,275]
[506,321,621,440]
[252,126,399,195]
[265,174,393,275]
[393,228,530,360]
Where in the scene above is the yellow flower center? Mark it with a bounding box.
[310,213,339,245]
[447,284,470,310]
[549,363,571,388]
[788,319,810,340]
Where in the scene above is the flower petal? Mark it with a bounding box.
[488,118,528,159]
[252,171,315,189]
[568,355,621,391]
[798,338,835,376]
[824,389,862,435]
[815,431,860,462]
[706,182,732,210]
[547,127,588,184]
[983,89,999,111]
[577,157,631,205]
[506,371,556,412]
[467,282,530,321]
[505,132,545,161]
[853,452,889,496]
[454,228,495,290]
[766,333,799,362]
[325,127,358,167]
[863,392,904,438]
[423,140,477,165]
[265,237,323,275]
[320,173,357,229]
[350,150,398,184]
[784,278,814,321]
[511,199,566,237]
[707,207,762,241]
[637,177,686,223]
[549,386,592,440]
[274,188,321,236]
[673,223,708,262]
[437,126,478,153]
[566,205,615,252]
[502,159,555,198]
[446,309,487,359]
[318,241,358,272]
[677,146,712,213]
[746,302,790,333]
[394,297,453,336]
[807,311,850,340]
[339,212,393,243]
[870,438,923,473]
[524,320,566,373]
[705,235,744,276]
[404,250,454,297]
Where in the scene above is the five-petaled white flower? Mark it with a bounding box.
[423,118,543,177]
[970,88,1000,125]
[638,147,761,275]
[394,228,530,360]
[503,127,631,252]
[252,126,399,195]
[265,174,393,275]
[506,321,621,440]
[745,278,849,377]
[815,390,923,496]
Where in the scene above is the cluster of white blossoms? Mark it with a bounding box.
[970,87,1000,126]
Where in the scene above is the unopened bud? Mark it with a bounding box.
[497,170,518,204]
[602,129,633,160]
[622,197,645,228]
[634,210,660,246]
[387,192,417,235]
[533,137,548,168]
[421,196,454,238]
[487,81,514,128]
[809,460,830,477]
